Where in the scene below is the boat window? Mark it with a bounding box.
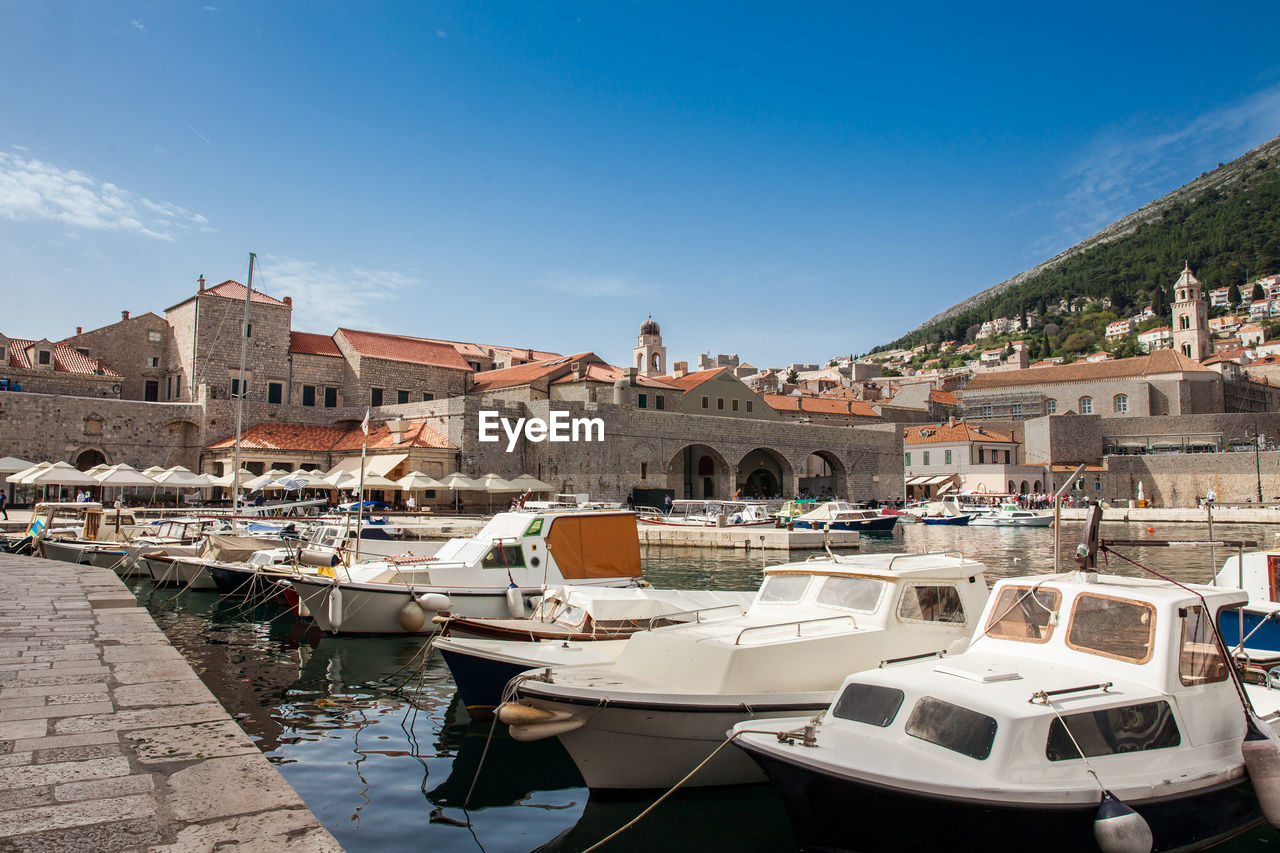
[816,576,884,613]
[523,518,544,537]
[480,544,526,569]
[832,683,904,727]
[1045,701,1180,761]
[905,697,997,760]
[1179,605,1229,686]
[759,574,811,604]
[983,586,1061,643]
[897,584,966,624]
[1066,593,1156,664]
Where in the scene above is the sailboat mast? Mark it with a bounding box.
[231,252,255,511]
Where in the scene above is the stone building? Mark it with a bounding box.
[634,317,667,377]
[1170,264,1210,361]
[62,311,171,401]
[0,335,122,399]
[902,421,1047,499]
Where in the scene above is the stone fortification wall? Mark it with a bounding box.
[1106,451,1280,507]
[0,370,120,400]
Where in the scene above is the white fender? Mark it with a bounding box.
[1244,724,1280,830]
[328,584,344,632]
[509,717,585,742]
[1093,793,1152,853]
[417,593,452,612]
[398,599,427,632]
[506,585,528,618]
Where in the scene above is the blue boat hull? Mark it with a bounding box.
[919,515,970,525]
[438,645,533,721]
[794,516,898,533]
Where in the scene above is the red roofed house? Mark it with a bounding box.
[903,420,1047,499]
[60,310,171,401]
[0,333,124,398]
[761,393,881,426]
[333,328,472,407]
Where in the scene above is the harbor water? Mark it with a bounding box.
[126,520,1280,852]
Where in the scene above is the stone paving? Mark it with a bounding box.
[0,553,342,852]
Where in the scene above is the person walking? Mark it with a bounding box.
[663,493,672,514]
[0,489,8,520]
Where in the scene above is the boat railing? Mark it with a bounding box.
[633,505,666,518]
[885,550,966,571]
[733,614,857,645]
[647,603,745,630]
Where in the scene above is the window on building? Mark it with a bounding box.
[746,400,752,412]
[1004,450,1011,464]
[422,392,434,402]
[37,349,51,365]
[324,387,337,408]
[302,385,316,407]
[656,395,665,410]
[245,322,253,338]
[148,356,160,368]
[981,404,992,418]
[977,448,984,464]
[944,450,952,465]
[371,388,384,407]
[175,375,181,397]
[397,389,409,405]
[166,376,173,400]
[1180,315,1190,330]
[905,452,911,466]
[76,347,90,357]
[0,346,6,362]
[148,331,163,342]
[1079,396,1093,414]
[1114,394,1128,414]
[732,399,739,412]
[1011,402,1023,418]
[1044,399,1057,415]
[230,378,246,398]
[144,380,159,401]
[641,462,648,479]
[923,451,931,466]
[638,393,648,409]
[717,398,725,410]
[702,396,709,409]
[268,382,283,404]
[1182,343,1192,357]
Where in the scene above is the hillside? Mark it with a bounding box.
[875,133,1280,352]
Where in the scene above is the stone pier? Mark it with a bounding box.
[0,553,342,851]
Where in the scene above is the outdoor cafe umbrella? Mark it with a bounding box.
[0,456,34,476]
[152,466,214,507]
[93,463,157,507]
[477,473,520,513]
[6,462,52,485]
[397,471,444,510]
[272,471,323,492]
[437,471,483,513]
[24,461,100,501]
[246,469,292,491]
[509,473,553,492]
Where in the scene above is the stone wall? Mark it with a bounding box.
[179,292,294,404]
[63,312,171,401]
[287,352,346,408]
[1106,452,1280,507]
[0,369,120,400]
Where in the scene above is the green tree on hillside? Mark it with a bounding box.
[1252,282,1266,302]
[1229,283,1242,306]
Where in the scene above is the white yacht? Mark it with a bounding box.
[506,551,990,790]
[968,502,1053,527]
[733,571,1280,852]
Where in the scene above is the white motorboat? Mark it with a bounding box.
[968,502,1053,527]
[791,501,898,533]
[733,568,1280,852]
[636,499,774,527]
[288,509,644,635]
[506,550,991,790]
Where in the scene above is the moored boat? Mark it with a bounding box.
[968,502,1053,526]
[792,501,898,533]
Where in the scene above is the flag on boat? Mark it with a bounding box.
[361,409,369,435]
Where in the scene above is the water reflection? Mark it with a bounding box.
[132,523,1280,852]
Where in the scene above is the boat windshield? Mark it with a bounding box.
[983,586,1061,643]
[816,576,885,613]
[897,583,966,624]
[759,574,811,604]
[1066,593,1155,664]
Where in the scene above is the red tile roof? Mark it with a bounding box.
[205,420,454,452]
[962,350,1214,391]
[469,352,596,392]
[654,367,726,393]
[762,394,879,418]
[289,332,343,357]
[336,328,473,371]
[550,363,679,389]
[930,389,957,406]
[903,422,1015,446]
[5,339,122,377]
[203,280,290,307]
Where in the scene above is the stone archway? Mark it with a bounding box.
[666,444,731,500]
[74,448,107,470]
[735,447,792,499]
[798,450,848,499]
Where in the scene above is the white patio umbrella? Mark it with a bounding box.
[210,468,255,488]
[437,472,484,513]
[477,473,520,512]
[140,466,168,478]
[28,462,99,487]
[509,473,553,492]
[273,471,322,492]
[0,456,34,476]
[397,471,445,490]
[246,469,292,491]
[93,464,158,487]
[153,466,214,488]
[7,462,52,484]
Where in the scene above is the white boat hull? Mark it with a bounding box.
[516,688,828,789]
[969,516,1053,527]
[170,557,217,590]
[290,577,531,635]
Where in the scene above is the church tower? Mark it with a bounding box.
[634,316,666,377]
[1170,263,1209,362]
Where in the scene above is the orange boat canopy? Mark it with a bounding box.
[546,513,642,580]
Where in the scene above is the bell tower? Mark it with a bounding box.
[634,316,666,377]
[1170,263,1209,362]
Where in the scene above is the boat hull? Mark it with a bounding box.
[205,563,287,599]
[737,739,1262,853]
[969,515,1054,527]
[289,577,533,635]
[39,539,92,564]
[515,685,828,790]
[169,558,219,591]
[793,516,898,533]
[918,514,970,526]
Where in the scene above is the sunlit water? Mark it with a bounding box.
[129,521,1280,852]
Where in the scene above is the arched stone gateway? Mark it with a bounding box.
[74,448,107,470]
[798,450,847,499]
[735,448,792,499]
[666,444,731,500]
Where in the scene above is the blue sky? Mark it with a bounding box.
[4,2,1280,369]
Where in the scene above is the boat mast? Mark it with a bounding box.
[231,252,255,511]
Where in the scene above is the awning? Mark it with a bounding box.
[904,476,928,485]
[331,453,408,477]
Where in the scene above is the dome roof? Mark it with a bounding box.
[640,315,661,336]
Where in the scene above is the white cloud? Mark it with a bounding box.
[0,152,209,240]
[10,144,30,152]
[1054,85,1280,245]
[130,18,147,33]
[257,257,414,332]
[535,271,638,298]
